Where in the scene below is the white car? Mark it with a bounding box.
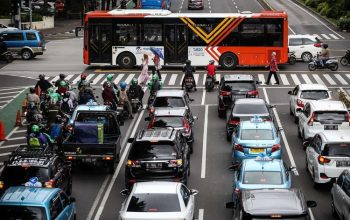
[288,35,323,62]
[119,181,198,220]
[0,24,18,33]
[305,131,350,186]
[297,100,350,142]
[288,84,331,123]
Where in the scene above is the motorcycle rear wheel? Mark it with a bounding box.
[340,57,349,66]
[288,56,296,65]
[308,63,316,71]
[330,63,339,71]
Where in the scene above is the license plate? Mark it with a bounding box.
[336,161,350,167]
[146,163,162,169]
[83,158,96,163]
[117,106,124,111]
[131,99,139,103]
[325,125,338,130]
[250,148,265,153]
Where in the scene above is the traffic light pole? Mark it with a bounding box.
[29,0,32,29]
[17,3,21,29]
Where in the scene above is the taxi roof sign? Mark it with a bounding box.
[250,115,264,123]
[255,155,272,161]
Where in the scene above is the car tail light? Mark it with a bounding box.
[264,117,272,121]
[247,90,259,97]
[220,90,230,96]
[308,112,315,126]
[346,113,350,124]
[182,118,190,133]
[297,99,304,108]
[127,160,141,168]
[66,156,75,160]
[168,159,182,167]
[320,173,329,179]
[234,188,240,194]
[228,118,240,125]
[233,144,244,153]
[271,144,281,153]
[45,179,55,188]
[318,156,331,165]
[314,43,321,47]
[0,181,4,189]
[148,117,156,129]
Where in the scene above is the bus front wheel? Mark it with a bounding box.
[117,52,136,69]
[220,53,238,70]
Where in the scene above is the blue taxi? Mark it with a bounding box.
[0,186,76,220]
[230,156,296,205]
[231,116,282,163]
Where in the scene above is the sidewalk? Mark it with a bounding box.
[40,19,81,36]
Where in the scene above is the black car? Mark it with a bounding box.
[0,145,72,195]
[218,74,260,118]
[125,128,190,188]
[226,98,274,141]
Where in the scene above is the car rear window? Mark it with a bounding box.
[233,104,269,114]
[26,32,37,40]
[243,171,282,185]
[154,116,183,128]
[322,144,350,157]
[127,193,180,212]
[241,129,274,140]
[2,166,50,183]
[129,141,178,160]
[224,81,255,92]
[0,205,47,220]
[314,111,347,123]
[153,97,185,108]
[300,90,329,100]
[251,216,308,220]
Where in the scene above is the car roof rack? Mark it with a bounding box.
[8,145,55,164]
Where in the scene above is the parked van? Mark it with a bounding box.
[0,30,46,60]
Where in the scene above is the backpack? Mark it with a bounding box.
[60,98,70,113]
[29,137,41,148]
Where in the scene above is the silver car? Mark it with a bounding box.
[331,169,350,220]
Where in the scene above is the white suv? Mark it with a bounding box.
[288,35,323,62]
[305,131,350,186]
[297,100,349,141]
[288,84,331,123]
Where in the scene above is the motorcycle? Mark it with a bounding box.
[288,51,296,65]
[184,75,195,92]
[205,75,215,92]
[340,49,350,66]
[117,101,130,121]
[308,54,339,71]
[147,91,157,109]
[0,51,13,63]
[128,89,142,113]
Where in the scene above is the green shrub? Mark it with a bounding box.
[339,15,350,31]
[317,2,329,14]
[21,13,43,22]
[305,0,320,8]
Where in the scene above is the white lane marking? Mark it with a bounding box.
[324,74,336,85]
[13,129,26,133]
[0,100,9,104]
[216,74,221,82]
[65,74,74,81]
[280,74,290,85]
[161,74,167,84]
[51,75,59,83]
[0,96,14,99]
[313,34,322,40]
[203,74,207,85]
[0,152,11,157]
[201,105,208,179]
[288,0,344,39]
[0,91,23,95]
[258,74,266,85]
[334,74,348,85]
[7,137,26,141]
[86,74,95,83]
[271,74,277,84]
[301,74,312,84]
[124,74,135,84]
[86,175,111,220]
[0,88,27,111]
[263,88,299,175]
[291,74,301,85]
[93,109,146,220]
[194,74,199,86]
[321,34,330,40]
[169,74,178,85]
[312,74,326,85]
[199,209,204,220]
[346,74,350,81]
[309,208,315,220]
[113,74,124,84]
[0,127,19,146]
[0,144,25,149]
[201,88,206,105]
[288,26,296,35]
[329,34,339,40]
[71,75,81,85]
[91,74,104,85]
[0,87,26,92]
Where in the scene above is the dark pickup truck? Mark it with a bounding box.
[62,110,121,173]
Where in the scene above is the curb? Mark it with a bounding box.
[257,0,273,10]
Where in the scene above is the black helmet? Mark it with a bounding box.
[39,74,45,80]
[323,43,328,49]
[59,74,66,79]
[29,87,35,94]
[55,115,62,123]
[185,60,191,64]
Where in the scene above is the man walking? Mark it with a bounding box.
[265,51,279,85]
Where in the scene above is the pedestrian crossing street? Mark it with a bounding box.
[48,72,350,88]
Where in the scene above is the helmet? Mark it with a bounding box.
[59,74,65,79]
[81,73,87,80]
[64,91,70,98]
[29,87,35,93]
[323,43,328,49]
[120,81,127,90]
[185,60,191,64]
[152,74,159,81]
[39,74,45,80]
[31,124,40,133]
[106,74,113,82]
[48,88,54,94]
[131,78,138,86]
[209,60,214,64]
[59,80,67,87]
[55,115,62,123]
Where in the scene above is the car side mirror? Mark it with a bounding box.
[307,200,317,208]
[228,163,239,171]
[278,127,284,132]
[226,202,235,209]
[127,138,134,143]
[190,189,199,195]
[144,117,151,121]
[120,189,129,196]
[288,91,292,95]
[269,104,276,108]
[69,197,76,203]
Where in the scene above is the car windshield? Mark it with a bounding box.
[154,117,184,128]
[3,166,49,183]
[314,111,347,123]
[300,90,329,100]
[241,129,274,140]
[243,171,283,185]
[322,144,350,157]
[0,205,47,220]
[129,141,178,160]
[127,193,180,212]
[233,104,269,114]
[153,97,185,108]
[224,81,255,91]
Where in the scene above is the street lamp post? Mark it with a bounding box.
[29,0,32,29]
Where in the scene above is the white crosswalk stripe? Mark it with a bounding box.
[345,74,350,82]
[114,74,124,84]
[291,74,301,85]
[334,74,348,85]
[124,74,135,84]
[258,74,266,85]
[321,34,331,40]
[301,74,313,84]
[312,74,326,85]
[280,74,290,85]
[313,34,322,39]
[329,34,339,40]
[51,76,59,83]
[194,74,199,85]
[323,74,336,85]
[169,74,178,85]
[65,74,74,81]
[71,75,81,85]
[91,74,104,85]
[161,74,167,83]
[86,74,95,82]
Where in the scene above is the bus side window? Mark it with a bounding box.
[265,19,283,47]
[142,24,162,45]
[116,24,138,46]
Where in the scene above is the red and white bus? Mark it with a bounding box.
[83,9,288,69]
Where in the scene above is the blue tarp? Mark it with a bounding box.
[74,122,98,143]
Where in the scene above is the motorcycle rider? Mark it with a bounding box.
[103,74,119,96]
[65,90,78,106]
[319,43,330,67]
[55,74,69,94]
[47,87,61,104]
[60,92,75,114]
[206,60,216,82]
[77,73,91,96]
[78,87,95,105]
[27,124,51,149]
[27,87,40,109]
[119,81,133,119]
[128,78,144,103]
[102,81,118,110]
[182,60,197,91]
[35,74,53,93]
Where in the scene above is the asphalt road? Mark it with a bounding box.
[0,0,350,219]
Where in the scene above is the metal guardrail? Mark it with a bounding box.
[338,87,350,109]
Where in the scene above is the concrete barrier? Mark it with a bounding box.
[22,16,54,30]
[338,88,350,108]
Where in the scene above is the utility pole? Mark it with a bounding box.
[29,0,32,29]
[17,2,21,29]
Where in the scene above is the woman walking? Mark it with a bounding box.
[138,54,150,85]
[152,54,162,80]
[265,52,280,85]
